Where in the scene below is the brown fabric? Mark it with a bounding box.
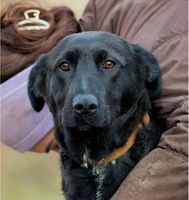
[1,2,80,83]
[80,0,188,199]
[112,148,188,200]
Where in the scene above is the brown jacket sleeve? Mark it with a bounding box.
[79,0,119,31]
[80,0,188,199]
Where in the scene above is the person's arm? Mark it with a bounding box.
[0,65,57,153]
[79,0,119,32]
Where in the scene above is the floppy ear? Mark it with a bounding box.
[28,55,48,112]
[132,44,162,99]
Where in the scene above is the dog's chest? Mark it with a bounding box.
[92,166,107,200]
[81,151,108,200]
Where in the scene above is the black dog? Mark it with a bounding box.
[28,31,163,200]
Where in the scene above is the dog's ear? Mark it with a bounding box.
[28,55,48,112]
[132,44,162,99]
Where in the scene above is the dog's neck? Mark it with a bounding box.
[81,112,150,168]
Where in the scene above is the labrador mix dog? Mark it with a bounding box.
[28,31,163,200]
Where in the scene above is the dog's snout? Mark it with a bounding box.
[73,95,98,115]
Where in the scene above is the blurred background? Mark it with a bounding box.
[1,146,62,200]
[1,0,88,200]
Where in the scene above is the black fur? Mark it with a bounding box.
[28,32,163,200]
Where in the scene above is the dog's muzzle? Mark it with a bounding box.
[72,94,98,116]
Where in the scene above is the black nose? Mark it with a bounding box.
[73,95,98,115]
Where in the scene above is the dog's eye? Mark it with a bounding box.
[59,62,71,72]
[103,60,116,69]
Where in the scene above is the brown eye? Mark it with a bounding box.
[103,60,116,69]
[59,62,71,72]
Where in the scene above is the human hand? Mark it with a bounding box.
[30,129,60,153]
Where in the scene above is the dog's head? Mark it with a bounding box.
[28,32,161,162]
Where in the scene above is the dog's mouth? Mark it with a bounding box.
[77,125,91,132]
[67,123,107,137]
[74,123,109,133]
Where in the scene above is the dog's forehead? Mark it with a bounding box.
[54,31,129,54]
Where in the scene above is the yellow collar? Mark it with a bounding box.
[95,113,150,167]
